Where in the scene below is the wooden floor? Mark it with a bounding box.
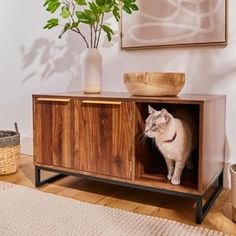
[1,156,236,235]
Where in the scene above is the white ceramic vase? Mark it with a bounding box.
[82,48,102,93]
[230,164,236,222]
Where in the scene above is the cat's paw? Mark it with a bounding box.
[167,175,172,180]
[171,178,180,185]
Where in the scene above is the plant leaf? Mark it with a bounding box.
[59,23,71,38]
[70,22,79,29]
[45,0,60,13]
[44,18,59,29]
[112,5,120,21]
[130,4,138,11]
[61,6,70,19]
[76,11,93,24]
[74,0,87,5]
[122,5,132,14]
[101,24,114,41]
[95,0,105,6]
[43,0,51,7]
[89,2,97,11]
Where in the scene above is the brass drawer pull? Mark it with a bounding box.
[37,98,70,102]
[82,100,122,105]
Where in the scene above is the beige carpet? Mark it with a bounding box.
[0,181,229,236]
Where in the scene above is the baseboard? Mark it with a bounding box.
[224,162,231,189]
[21,136,33,156]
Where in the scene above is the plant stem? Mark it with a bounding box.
[93,24,98,48]
[71,28,89,48]
[69,1,89,48]
[90,26,93,48]
[96,13,104,48]
[71,1,75,16]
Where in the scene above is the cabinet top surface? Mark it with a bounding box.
[33,91,226,102]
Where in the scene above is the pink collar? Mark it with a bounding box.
[163,131,177,143]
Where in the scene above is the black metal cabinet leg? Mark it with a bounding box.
[195,172,223,224]
[35,166,41,187]
[201,172,223,222]
[35,166,67,187]
[196,197,203,224]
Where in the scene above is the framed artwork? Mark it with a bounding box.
[121,0,227,50]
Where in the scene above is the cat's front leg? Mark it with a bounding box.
[165,158,174,180]
[171,160,185,185]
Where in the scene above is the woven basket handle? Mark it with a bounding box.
[14,122,19,134]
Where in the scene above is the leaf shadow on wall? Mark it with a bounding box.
[20,33,86,91]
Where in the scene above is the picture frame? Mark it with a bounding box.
[121,0,228,50]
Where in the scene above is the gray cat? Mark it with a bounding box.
[145,106,196,185]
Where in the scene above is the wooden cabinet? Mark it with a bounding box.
[33,98,75,169]
[33,96,134,180]
[73,99,134,179]
[33,92,226,223]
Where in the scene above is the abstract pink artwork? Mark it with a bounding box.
[121,0,227,49]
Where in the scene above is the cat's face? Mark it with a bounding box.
[145,106,170,138]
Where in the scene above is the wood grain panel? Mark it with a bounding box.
[34,100,53,165]
[74,100,133,179]
[33,98,74,168]
[201,96,226,192]
[135,103,150,178]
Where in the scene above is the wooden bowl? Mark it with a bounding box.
[123,72,185,96]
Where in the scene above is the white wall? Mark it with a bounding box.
[0,1,235,187]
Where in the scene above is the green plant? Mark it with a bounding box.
[43,0,138,48]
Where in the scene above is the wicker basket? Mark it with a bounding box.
[0,123,20,175]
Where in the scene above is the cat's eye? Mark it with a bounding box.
[151,123,156,128]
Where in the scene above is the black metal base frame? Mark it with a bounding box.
[35,166,223,224]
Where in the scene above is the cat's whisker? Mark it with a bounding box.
[139,133,147,144]
[151,138,156,150]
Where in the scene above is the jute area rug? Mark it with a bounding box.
[0,181,229,236]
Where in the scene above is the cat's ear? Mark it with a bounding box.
[148,105,156,114]
[161,109,170,123]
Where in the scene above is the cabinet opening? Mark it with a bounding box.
[135,102,200,190]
